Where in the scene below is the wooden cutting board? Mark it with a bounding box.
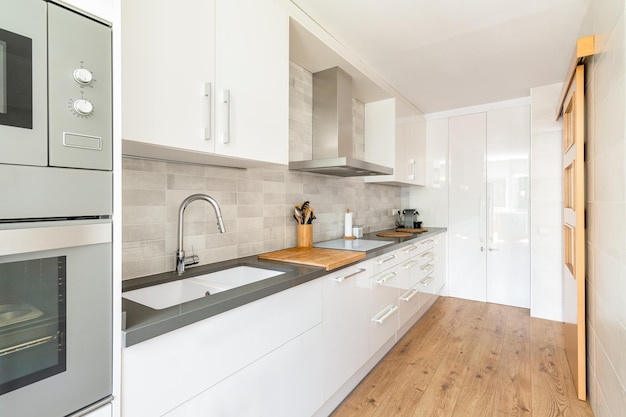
[376,231,413,238]
[258,247,365,271]
[396,228,428,233]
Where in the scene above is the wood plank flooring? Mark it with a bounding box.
[330,297,595,417]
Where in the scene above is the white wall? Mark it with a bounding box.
[582,0,626,415]
[529,83,564,321]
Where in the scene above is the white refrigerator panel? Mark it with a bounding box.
[486,106,530,308]
[448,113,487,302]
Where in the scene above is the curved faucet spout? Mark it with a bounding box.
[176,194,225,275]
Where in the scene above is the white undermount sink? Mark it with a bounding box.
[123,266,284,310]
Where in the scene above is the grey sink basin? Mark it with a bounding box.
[123,266,284,310]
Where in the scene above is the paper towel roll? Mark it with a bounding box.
[344,210,353,237]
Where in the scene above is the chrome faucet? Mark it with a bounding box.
[176,194,226,275]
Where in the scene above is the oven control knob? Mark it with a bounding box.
[73,99,94,116]
[73,68,93,85]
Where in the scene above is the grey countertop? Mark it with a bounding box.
[122,227,446,347]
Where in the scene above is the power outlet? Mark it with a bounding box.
[391,209,400,216]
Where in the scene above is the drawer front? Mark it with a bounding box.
[417,272,438,307]
[370,248,407,275]
[398,284,422,328]
[370,303,398,356]
[122,279,323,417]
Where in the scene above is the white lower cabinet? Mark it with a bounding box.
[322,262,371,401]
[164,325,323,417]
[122,279,322,417]
[122,234,447,417]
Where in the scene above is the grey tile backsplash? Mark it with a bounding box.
[122,62,400,280]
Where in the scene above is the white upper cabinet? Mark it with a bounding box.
[365,98,426,186]
[121,0,289,168]
[59,0,113,22]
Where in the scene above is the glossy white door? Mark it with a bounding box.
[486,106,530,308]
[448,113,487,302]
[448,106,530,308]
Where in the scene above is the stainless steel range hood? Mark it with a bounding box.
[289,67,393,177]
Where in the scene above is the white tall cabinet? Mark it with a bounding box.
[448,105,530,308]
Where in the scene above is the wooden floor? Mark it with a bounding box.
[330,297,595,417]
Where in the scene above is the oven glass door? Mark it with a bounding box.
[0,27,32,129]
[0,255,66,394]
[0,221,112,417]
[0,0,47,166]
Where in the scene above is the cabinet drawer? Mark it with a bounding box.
[370,268,402,312]
[165,325,323,417]
[398,284,422,327]
[417,249,435,266]
[370,248,407,275]
[401,238,433,256]
[370,267,400,356]
[417,272,437,307]
[411,261,435,287]
[370,304,398,356]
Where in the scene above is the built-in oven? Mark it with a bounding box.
[0,1,114,416]
[0,220,112,417]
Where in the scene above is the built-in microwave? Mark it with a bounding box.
[0,0,112,170]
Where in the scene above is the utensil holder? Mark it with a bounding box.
[297,224,313,248]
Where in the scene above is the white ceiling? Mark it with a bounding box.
[290,0,590,114]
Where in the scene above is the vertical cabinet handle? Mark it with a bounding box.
[479,197,485,251]
[331,268,366,283]
[204,83,212,140]
[221,89,230,144]
[373,305,399,324]
[408,159,415,180]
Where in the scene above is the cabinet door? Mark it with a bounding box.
[448,106,530,308]
[214,0,288,164]
[404,117,427,185]
[165,325,323,417]
[62,0,113,22]
[322,263,371,400]
[485,106,530,308]
[448,113,487,302]
[122,0,215,153]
